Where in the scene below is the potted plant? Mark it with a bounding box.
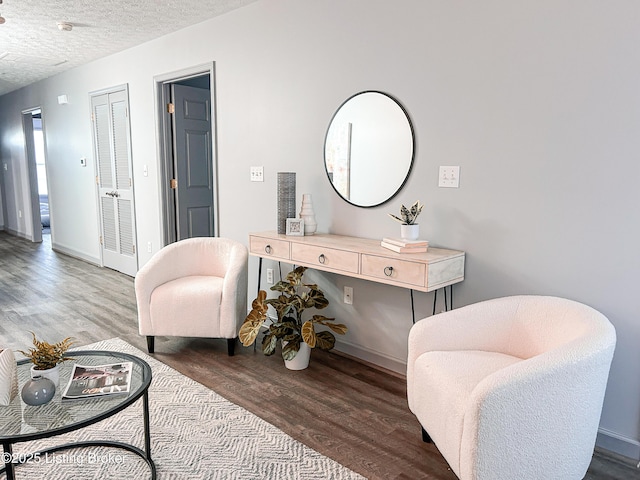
[239,266,347,370]
[18,332,74,386]
[388,200,424,240]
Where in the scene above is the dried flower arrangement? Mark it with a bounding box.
[18,332,75,370]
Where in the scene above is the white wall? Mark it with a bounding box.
[1,0,639,458]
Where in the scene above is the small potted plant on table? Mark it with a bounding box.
[239,266,347,370]
[18,332,74,387]
[389,200,424,240]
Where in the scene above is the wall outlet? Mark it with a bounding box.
[147,242,152,253]
[18,210,22,218]
[438,166,460,188]
[250,166,264,182]
[344,286,353,305]
[266,268,274,284]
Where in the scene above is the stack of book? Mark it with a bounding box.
[380,237,429,253]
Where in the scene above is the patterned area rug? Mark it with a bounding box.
[7,338,365,479]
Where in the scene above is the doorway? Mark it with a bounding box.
[22,108,49,244]
[155,63,218,246]
[32,114,50,235]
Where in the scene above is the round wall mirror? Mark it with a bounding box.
[324,91,415,208]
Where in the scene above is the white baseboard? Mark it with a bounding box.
[333,339,407,375]
[246,311,408,375]
[5,228,30,240]
[52,242,101,267]
[1,230,103,269]
[597,427,640,462]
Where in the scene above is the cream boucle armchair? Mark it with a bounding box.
[135,237,248,356]
[407,295,616,480]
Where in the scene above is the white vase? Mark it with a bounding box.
[0,349,18,406]
[401,224,420,241]
[299,194,317,235]
[284,341,311,370]
[31,364,60,388]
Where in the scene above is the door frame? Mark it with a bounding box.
[153,62,219,246]
[22,107,46,243]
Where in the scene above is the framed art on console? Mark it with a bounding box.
[286,218,304,236]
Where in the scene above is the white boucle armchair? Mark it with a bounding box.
[407,295,616,480]
[135,237,248,356]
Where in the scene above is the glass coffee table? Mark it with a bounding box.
[0,350,154,480]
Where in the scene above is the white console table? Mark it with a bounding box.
[249,231,465,322]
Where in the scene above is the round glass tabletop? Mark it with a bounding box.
[0,350,152,443]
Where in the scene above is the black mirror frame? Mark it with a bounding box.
[323,90,416,208]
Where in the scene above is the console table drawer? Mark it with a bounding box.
[250,236,290,261]
[291,243,359,274]
[361,254,426,288]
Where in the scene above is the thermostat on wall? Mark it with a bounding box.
[80,157,87,167]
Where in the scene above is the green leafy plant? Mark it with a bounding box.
[18,332,75,370]
[239,266,347,361]
[388,200,424,225]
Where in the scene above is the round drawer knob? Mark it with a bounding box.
[318,254,326,264]
[265,245,272,254]
[384,266,394,277]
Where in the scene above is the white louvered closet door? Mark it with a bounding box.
[91,88,138,276]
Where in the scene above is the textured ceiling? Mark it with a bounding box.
[0,0,258,96]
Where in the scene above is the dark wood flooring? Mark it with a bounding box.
[0,231,637,479]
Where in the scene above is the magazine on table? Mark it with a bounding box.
[62,362,133,400]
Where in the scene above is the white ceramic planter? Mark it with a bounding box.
[284,342,311,371]
[31,364,60,388]
[401,224,420,240]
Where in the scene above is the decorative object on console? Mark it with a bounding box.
[239,266,347,370]
[0,348,19,406]
[381,237,428,254]
[299,193,317,235]
[286,218,304,236]
[18,332,75,387]
[277,172,296,234]
[21,375,56,406]
[388,200,423,240]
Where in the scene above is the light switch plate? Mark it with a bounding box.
[250,166,264,182]
[438,166,460,188]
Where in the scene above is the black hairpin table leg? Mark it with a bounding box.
[411,289,416,324]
